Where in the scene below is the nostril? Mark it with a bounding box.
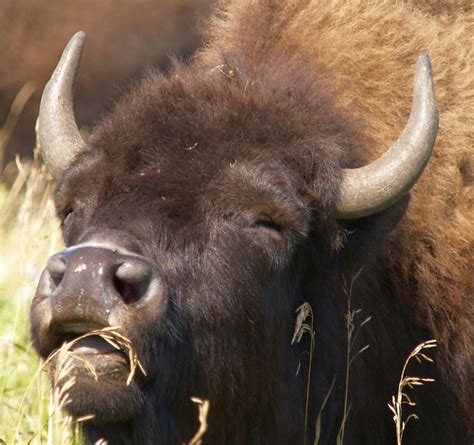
[114,261,152,304]
[113,277,141,304]
[47,256,66,287]
[115,261,151,284]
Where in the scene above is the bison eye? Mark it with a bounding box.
[254,217,282,234]
[60,206,74,227]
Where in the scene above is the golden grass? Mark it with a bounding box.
[48,326,147,386]
[291,271,372,445]
[188,398,211,445]
[0,82,36,172]
[388,339,437,445]
[291,276,437,445]
[292,302,315,445]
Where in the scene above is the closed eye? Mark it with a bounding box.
[254,218,282,233]
[60,206,74,228]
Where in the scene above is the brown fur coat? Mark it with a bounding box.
[198,0,473,426]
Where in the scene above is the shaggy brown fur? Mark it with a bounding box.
[200,0,474,426]
[31,1,473,444]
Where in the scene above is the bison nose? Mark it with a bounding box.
[45,249,154,305]
[31,245,165,357]
[36,246,161,331]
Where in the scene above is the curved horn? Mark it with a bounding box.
[38,31,86,180]
[335,53,439,219]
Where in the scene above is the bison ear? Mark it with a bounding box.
[337,195,410,268]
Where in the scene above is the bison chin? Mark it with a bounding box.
[50,336,145,424]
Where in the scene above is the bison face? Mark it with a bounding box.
[30,144,319,425]
[31,33,437,438]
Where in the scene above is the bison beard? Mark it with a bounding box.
[30,1,473,445]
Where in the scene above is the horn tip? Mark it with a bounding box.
[416,53,433,76]
[414,52,437,109]
[73,30,86,41]
[66,31,86,52]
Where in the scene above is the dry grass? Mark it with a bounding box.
[188,398,211,445]
[291,271,374,445]
[0,82,36,172]
[337,270,371,445]
[47,326,147,386]
[0,88,64,444]
[39,327,146,444]
[292,302,316,445]
[290,275,438,445]
[388,339,437,445]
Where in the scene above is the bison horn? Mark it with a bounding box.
[38,31,86,180]
[335,54,438,219]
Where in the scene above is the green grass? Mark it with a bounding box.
[0,160,68,444]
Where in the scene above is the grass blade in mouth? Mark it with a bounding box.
[47,326,147,386]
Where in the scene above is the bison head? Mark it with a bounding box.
[30,32,437,442]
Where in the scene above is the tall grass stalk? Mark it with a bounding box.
[188,398,210,445]
[313,376,335,445]
[388,340,437,445]
[0,82,36,173]
[337,270,371,445]
[292,302,316,445]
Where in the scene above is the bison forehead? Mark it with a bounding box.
[57,144,314,236]
[85,57,362,178]
[54,56,360,250]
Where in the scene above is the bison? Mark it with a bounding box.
[30,1,473,444]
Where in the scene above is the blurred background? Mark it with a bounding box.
[0,0,213,170]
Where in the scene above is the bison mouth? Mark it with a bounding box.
[48,327,145,384]
[42,328,147,423]
[58,335,129,379]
